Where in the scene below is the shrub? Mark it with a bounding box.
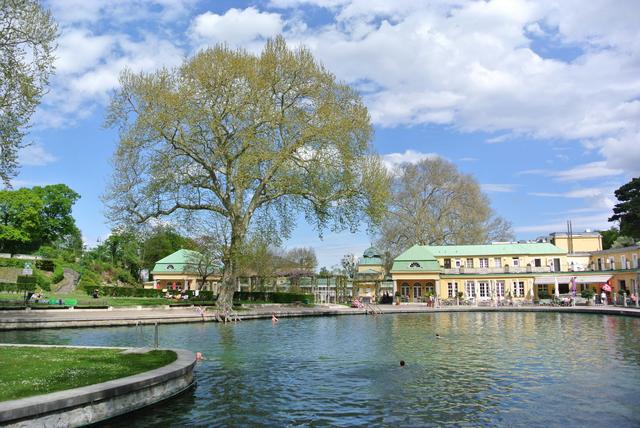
[581,287,595,300]
[234,291,314,304]
[83,285,165,298]
[51,266,64,284]
[538,290,550,299]
[35,259,55,272]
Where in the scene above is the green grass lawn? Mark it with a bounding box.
[0,291,219,307]
[0,346,177,401]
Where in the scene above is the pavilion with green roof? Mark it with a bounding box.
[151,249,220,291]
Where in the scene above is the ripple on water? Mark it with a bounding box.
[2,312,640,427]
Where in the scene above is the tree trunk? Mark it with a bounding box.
[216,223,245,312]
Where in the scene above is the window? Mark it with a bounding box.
[455,259,462,268]
[166,264,175,270]
[466,258,474,268]
[479,258,489,268]
[465,281,476,297]
[425,282,435,294]
[512,281,525,297]
[512,257,520,267]
[444,258,451,269]
[537,284,547,296]
[409,262,421,268]
[621,256,627,270]
[401,283,410,297]
[496,281,505,297]
[608,257,615,269]
[494,258,502,268]
[479,281,489,298]
[619,280,627,291]
[447,282,458,298]
[633,254,638,269]
[534,258,542,268]
[413,285,422,299]
[597,258,603,270]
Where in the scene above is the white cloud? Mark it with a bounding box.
[525,162,624,182]
[482,183,517,193]
[189,8,284,48]
[529,185,616,211]
[18,144,58,166]
[515,213,613,234]
[381,150,439,170]
[459,157,477,162]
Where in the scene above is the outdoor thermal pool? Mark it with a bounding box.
[1,312,639,427]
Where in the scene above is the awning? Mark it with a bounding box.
[534,275,612,285]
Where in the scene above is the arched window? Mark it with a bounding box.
[426,281,434,294]
[401,282,410,296]
[167,265,175,270]
[409,262,421,268]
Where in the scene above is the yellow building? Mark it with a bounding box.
[390,242,615,303]
[151,249,221,291]
[550,231,603,253]
[352,247,386,303]
[589,245,640,299]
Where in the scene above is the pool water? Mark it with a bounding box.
[2,312,640,427]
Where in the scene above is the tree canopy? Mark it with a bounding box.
[0,184,80,253]
[609,177,640,240]
[105,37,389,309]
[0,0,57,184]
[376,157,514,258]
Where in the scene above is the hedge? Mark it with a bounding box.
[35,260,55,272]
[234,291,315,304]
[0,282,36,292]
[82,285,165,298]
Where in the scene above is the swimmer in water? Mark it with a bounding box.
[400,360,405,367]
[435,333,441,338]
[272,313,279,324]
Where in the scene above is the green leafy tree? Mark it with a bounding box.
[611,235,636,249]
[609,177,640,240]
[376,157,514,258]
[105,37,389,310]
[0,187,42,252]
[32,184,80,247]
[140,225,197,270]
[0,0,57,184]
[600,227,619,250]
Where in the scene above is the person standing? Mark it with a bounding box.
[601,290,607,306]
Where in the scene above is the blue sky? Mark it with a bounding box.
[12,0,640,269]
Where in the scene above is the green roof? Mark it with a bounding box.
[401,243,566,258]
[152,249,204,274]
[390,243,566,273]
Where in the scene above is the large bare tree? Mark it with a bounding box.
[0,0,57,185]
[105,37,389,310]
[376,157,513,258]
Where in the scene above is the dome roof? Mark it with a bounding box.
[363,246,381,258]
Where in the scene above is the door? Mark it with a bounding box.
[553,258,561,272]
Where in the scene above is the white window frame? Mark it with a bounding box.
[479,281,489,298]
[466,258,474,268]
[479,258,489,268]
[447,282,458,298]
[494,257,502,268]
[465,281,476,297]
[512,281,525,297]
[633,254,638,269]
[455,259,462,268]
[512,257,520,267]
[496,281,505,297]
[621,256,627,270]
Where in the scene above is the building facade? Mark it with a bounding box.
[151,249,221,291]
[390,238,638,303]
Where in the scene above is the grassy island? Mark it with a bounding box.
[0,346,177,402]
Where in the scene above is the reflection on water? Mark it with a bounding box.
[2,313,640,427]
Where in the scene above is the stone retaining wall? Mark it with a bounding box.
[0,346,195,427]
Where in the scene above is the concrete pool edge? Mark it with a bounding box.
[1,304,640,330]
[0,346,196,427]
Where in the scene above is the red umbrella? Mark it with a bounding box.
[602,283,612,292]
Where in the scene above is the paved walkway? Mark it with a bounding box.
[1,303,640,330]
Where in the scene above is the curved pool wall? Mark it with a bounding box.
[0,346,195,427]
[2,312,640,427]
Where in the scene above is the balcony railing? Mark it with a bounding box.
[442,266,554,274]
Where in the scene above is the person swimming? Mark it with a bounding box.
[272,313,279,324]
[435,333,441,338]
[400,360,405,367]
